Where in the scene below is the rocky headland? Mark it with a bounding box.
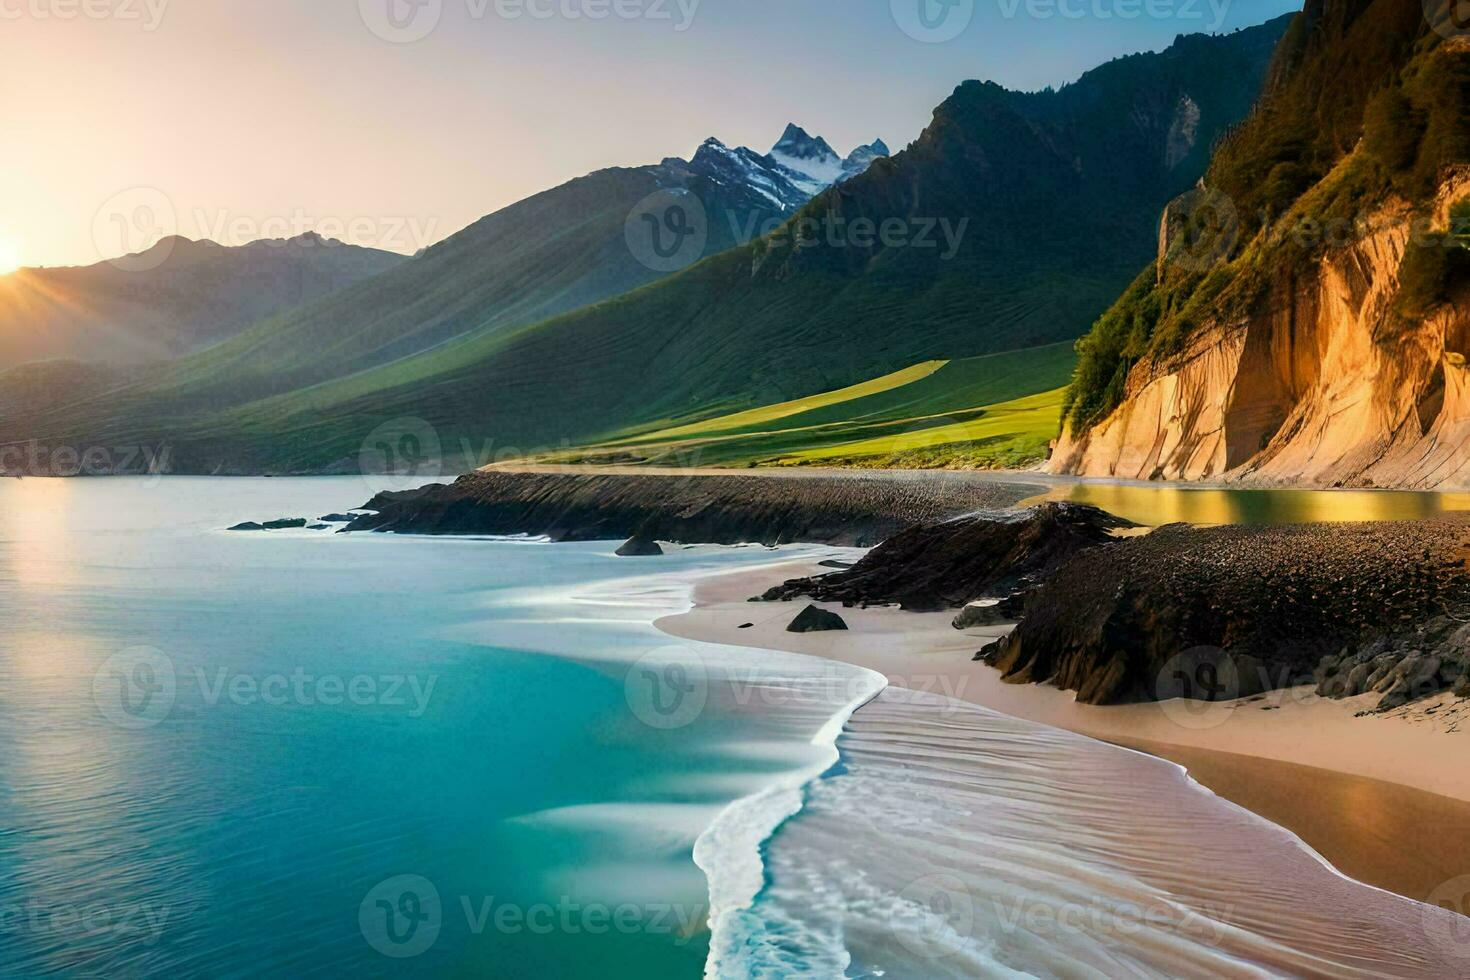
[345,469,1043,546]
[985,520,1470,705]
[756,502,1130,611]
[756,504,1470,708]
[352,467,1470,714]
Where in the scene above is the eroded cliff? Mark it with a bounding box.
[1054,171,1470,486]
[1054,3,1470,488]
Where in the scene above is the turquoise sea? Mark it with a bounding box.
[3,476,1466,978]
[0,477,873,977]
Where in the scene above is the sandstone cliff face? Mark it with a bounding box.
[1052,170,1470,488]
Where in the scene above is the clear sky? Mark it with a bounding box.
[1,0,1300,269]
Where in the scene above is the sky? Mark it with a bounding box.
[1,0,1300,269]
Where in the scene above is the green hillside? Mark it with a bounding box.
[134,163,797,409]
[521,342,1075,469]
[1,18,1290,474]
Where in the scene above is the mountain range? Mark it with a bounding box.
[22,127,883,420]
[0,21,1291,474]
[0,232,404,370]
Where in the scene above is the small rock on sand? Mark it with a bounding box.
[952,601,1009,630]
[787,605,848,633]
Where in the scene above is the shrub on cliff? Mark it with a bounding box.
[1061,0,1470,439]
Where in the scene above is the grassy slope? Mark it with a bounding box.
[137,166,779,407]
[4,19,1287,473]
[528,342,1075,469]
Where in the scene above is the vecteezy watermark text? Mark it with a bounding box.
[0,0,169,30]
[0,900,172,945]
[189,208,439,253]
[741,212,969,260]
[359,0,700,43]
[93,647,438,729]
[0,441,169,477]
[358,875,704,958]
[995,0,1230,28]
[892,0,1229,43]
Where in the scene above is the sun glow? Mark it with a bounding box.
[0,234,23,274]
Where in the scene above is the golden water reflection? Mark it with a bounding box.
[1022,483,1470,527]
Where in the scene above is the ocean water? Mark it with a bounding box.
[3,476,1466,979]
[0,477,875,978]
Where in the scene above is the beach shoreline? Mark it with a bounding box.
[655,555,1470,906]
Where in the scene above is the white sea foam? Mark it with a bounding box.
[692,662,885,979]
[725,686,1470,978]
[474,550,1470,977]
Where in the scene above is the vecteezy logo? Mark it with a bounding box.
[93,646,177,729]
[624,647,709,730]
[359,417,443,492]
[1155,646,1243,730]
[624,189,709,273]
[92,187,177,272]
[1160,186,1239,274]
[891,0,973,43]
[1425,0,1470,39]
[359,874,442,958]
[1421,875,1470,966]
[895,873,974,960]
[359,0,442,43]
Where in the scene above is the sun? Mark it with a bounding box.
[0,235,22,275]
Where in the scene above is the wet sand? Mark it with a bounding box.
[657,556,1470,907]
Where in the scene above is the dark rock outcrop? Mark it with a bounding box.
[318,514,358,523]
[345,470,1044,546]
[228,518,307,531]
[787,606,848,633]
[758,503,1132,611]
[1313,618,1470,712]
[984,520,1470,705]
[615,535,664,556]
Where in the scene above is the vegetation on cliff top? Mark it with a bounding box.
[1063,0,1470,435]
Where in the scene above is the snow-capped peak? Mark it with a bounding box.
[840,139,891,180]
[769,123,845,186]
[673,127,891,215]
[688,136,814,210]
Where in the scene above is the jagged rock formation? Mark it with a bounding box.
[1313,617,1470,711]
[984,519,1470,705]
[1055,1,1470,488]
[344,469,1043,546]
[756,503,1131,611]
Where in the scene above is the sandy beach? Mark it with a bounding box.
[656,555,1470,907]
